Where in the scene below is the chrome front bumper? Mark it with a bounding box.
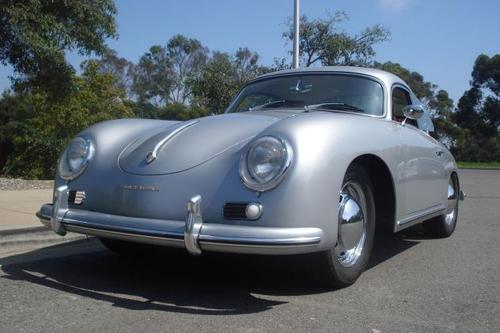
[37,187,323,255]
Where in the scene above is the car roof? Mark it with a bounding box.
[252,66,409,90]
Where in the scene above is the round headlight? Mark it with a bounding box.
[240,136,293,191]
[58,137,94,180]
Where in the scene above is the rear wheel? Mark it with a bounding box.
[423,174,459,238]
[314,164,376,288]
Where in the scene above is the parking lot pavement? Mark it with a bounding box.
[0,189,52,232]
[0,170,499,332]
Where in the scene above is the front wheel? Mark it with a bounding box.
[313,164,376,288]
[423,174,459,238]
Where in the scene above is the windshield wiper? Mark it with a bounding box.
[305,102,364,113]
[248,100,286,111]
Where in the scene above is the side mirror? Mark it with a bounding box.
[402,104,424,125]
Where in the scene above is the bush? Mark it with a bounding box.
[2,61,132,179]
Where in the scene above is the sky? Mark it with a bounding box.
[1,0,499,103]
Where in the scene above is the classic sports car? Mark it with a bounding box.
[37,66,464,287]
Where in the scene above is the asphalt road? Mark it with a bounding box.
[1,170,499,333]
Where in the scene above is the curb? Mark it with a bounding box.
[0,225,50,237]
[0,225,86,253]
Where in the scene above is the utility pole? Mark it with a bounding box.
[293,0,300,69]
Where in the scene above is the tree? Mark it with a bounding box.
[471,54,500,96]
[167,35,208,104]
[0,0,117,96]
[374,61,456,144]
[90,49,134,97]
[283,12,390,67]
[234,47,265,85]
[0,91,34,170]
[131,35,208,105]
[452,54,500,162]
[3,60,132,178]
[131,45,173,105]
[190,49,268,114]
[190,52,238,113]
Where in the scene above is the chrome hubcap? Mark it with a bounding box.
[445,177,458,225]
[335,181,367,267]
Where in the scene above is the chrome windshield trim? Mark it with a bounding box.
[226,71,388,118]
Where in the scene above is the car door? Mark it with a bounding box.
[392,85,447,220]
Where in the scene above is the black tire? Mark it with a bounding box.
[313,163,376,288]
[423,174,459,238]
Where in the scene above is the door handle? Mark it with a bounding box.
[435,150,444,157]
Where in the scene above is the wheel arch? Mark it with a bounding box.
[450,170,460,190]
[347,154,397,232]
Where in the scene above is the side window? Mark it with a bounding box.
[392,87,417,127]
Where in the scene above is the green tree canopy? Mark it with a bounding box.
[0,0,117,96]
[452,54,500,161]
[90,48,134,96]
[190,52,239,113]
[374,61,456,145]
[2,60,132,178]
[283,12,390,67]
[190,50,268,114]
[132,35,208,105]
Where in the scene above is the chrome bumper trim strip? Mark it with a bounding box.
[184,195,203,255]
[36,202,323,255]
[51,185,68,235]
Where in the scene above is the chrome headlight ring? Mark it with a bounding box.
[58,137,95,181]
[240,136,293,192]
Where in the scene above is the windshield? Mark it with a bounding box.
[226,74,384,116]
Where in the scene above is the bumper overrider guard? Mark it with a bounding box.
[36,187,323,255]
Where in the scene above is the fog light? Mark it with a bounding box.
[245,203,263,220]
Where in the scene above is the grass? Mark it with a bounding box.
[457,162,500,170]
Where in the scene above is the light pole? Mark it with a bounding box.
[293,0,300,69]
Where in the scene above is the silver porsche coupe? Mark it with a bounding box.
[37,66,464,287]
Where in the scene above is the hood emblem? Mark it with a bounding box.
[124,185,160,192]
[145,120,199,164]
[146,151,155,164]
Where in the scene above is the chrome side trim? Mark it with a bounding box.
[51,185,68,235]
[145,120,198,164]
[395,204,447,232]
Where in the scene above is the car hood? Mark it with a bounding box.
[118,111,296,175]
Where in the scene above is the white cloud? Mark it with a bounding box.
[378,0,414,12]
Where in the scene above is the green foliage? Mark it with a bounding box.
[2,61,132,178]
[457,161,500,170]
[91,48,134,96]
[0,92,34,168]
[190,53,239,113]
[190,50,269,114]
[0,0,117,96]
[131,35,208,105]
[374,61,457,145]
[452,54,500,162]
[374,62,435,100]
[283,12,390,67]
